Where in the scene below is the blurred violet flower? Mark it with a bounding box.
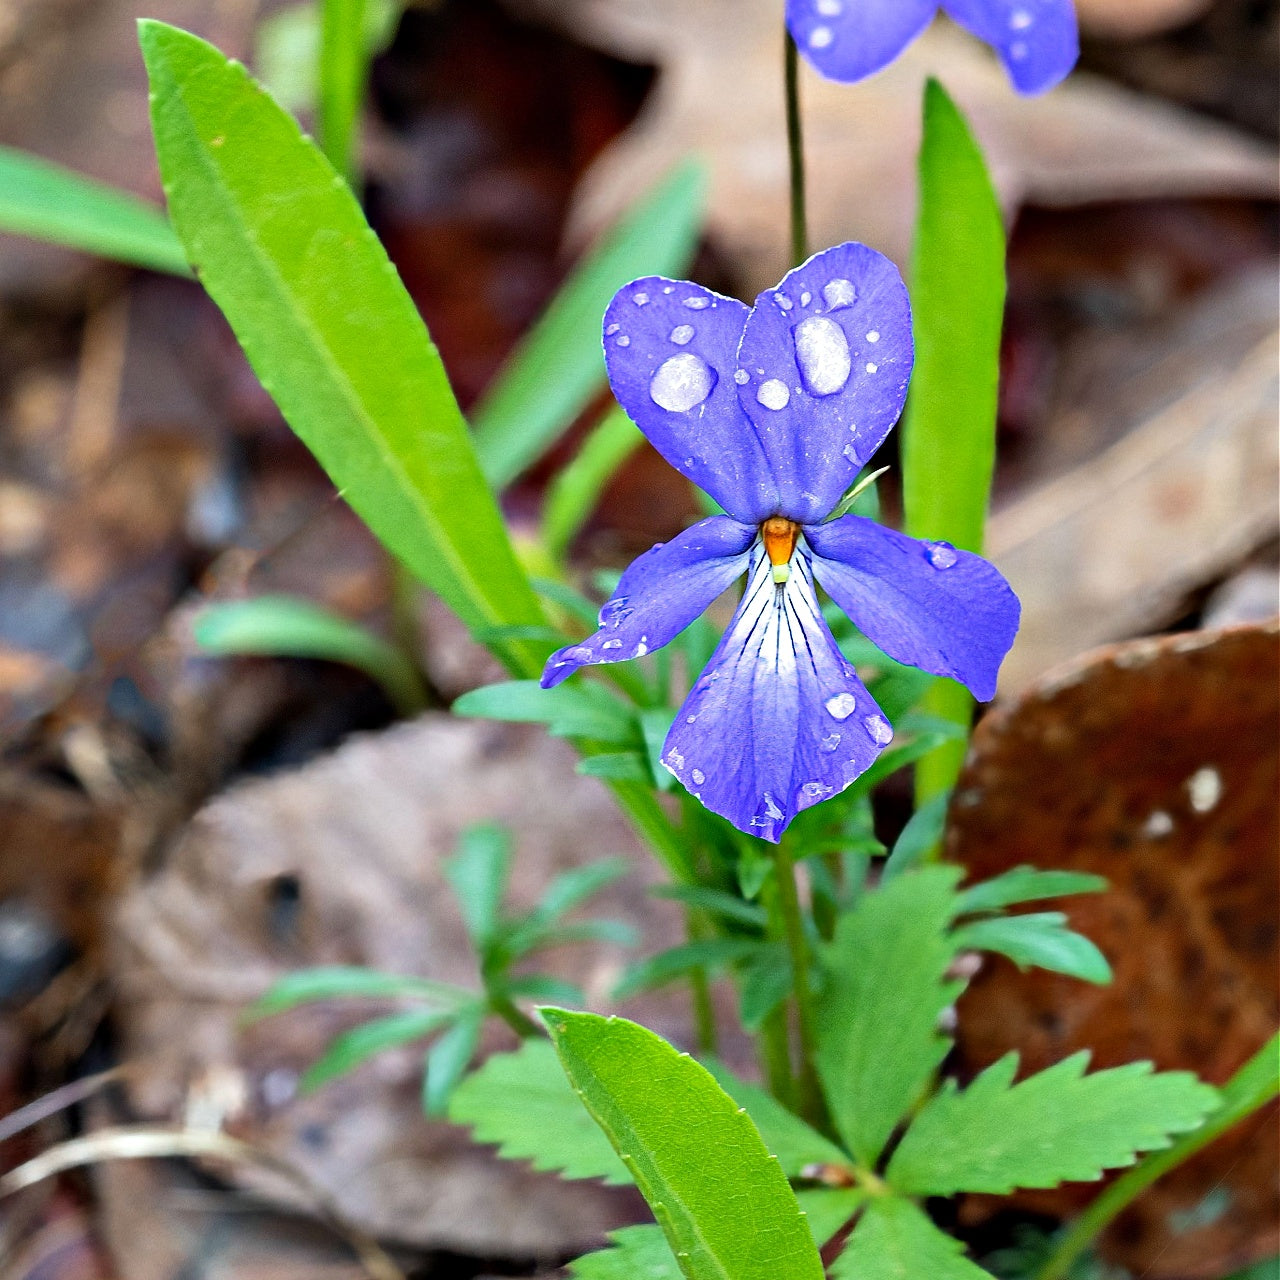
[542,243,1019,842]
[788,0,1078,96]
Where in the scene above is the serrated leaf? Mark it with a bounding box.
[613,939,763,1000]
[452,680,637,745]
[448,1037,632,1184]
[423,1004,483,1115]
[952,913,1112,985]
[881,792,950,881]
[832,1197,996,1280]
[445,824,511,952]
[956,868,1108,915]
[246,965,469,1020]
[703,1060,849,1178]
[139,21,545,678]
[301,1007,460,1091]
[887,1051,1221,1196]
[472,164,704,489]
[815,867,962,1166]
[542,1008,825,1280]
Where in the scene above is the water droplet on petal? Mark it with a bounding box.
[634,640,649,657]
[669,324,695,345]
[1010,7,1032,29]
[866,329,880,343]
[663,285,674,294]
[756,378,790,411]
[615,334,631,347]
[565,645,593,663]
[605,322,620,336]
[865,362,878,374]
[809,25,834,48]
[825,692,857,720]
[800,780,832,800]
[633,291,649,305]
[864,714,894,745]
[822,278,857,310]
[691,768,705,785]
[598,596,631,627]
[734,369,750,385]
[650,353,716,412]
[602,639,622,650]
[773,292,793,312]
[683,296,710,310]
[1010,39,1029,59]
[793,314,851,397]
[820,732,841,752]
[925,541,958,569]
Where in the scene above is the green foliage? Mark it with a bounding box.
[543,1008,825,1280]
[300,1006,461,1091]
[424,1004,483,1114]
[952,914,1112,985]
[192,595,427,714]
[613,939,765,1000]
[957,868,1108,915]
[445,825,511,951]
[448,1037,632,1185]
[833,1197,996,1280]
[578,751,653,783]
[887,1051,1220,1196]
[246,965,469,1019]
[650,885,768,930]
[881,792,950,880]
[471,164,705,489]
[139,21,546,678]
[0,145,189,275]
[544,406,645,560]
[902,79,1008,800]
[453,680,639,745]
[319,0,371,182]
[815,867,963,1166]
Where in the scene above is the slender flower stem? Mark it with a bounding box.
[758,1003,797,1109]
[784,30,809,267]
[1035,1031,1280,1280]
[489,994,542,1039]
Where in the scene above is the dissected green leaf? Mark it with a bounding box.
[703,1059,849,1178]
[445,824,511,952]
[832,1197,996,1280]
[140,21,546,678]
[542,1008,825,1280]
[192,595,427,714]
[452,679,637,745]
[423,1004,483,1115]
[613,939,763,1000]
[815,867,962,1166]
[0,144,190,275]
[246,965,469,1020]
[301,1006,459,1091]
[887,1051,1220,1196]
[881,792,950,881]
[956,868,1108,915]
[472,164,704,489]
[952,913,1112,985]
[448,1037,632,1185]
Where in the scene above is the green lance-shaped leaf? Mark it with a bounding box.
[472,163,705,489]
[139,21,546,677]
[448,1037,632,1185]
[452,679,639,745]
[318,0,369,183]
[0,145,190,276]
[831,1197,997,1280]
[423,1003,484,1115]
[542,1008,826,1280]
[815,866,963,1167]
[956,867,1108,915]
[952,913,1112,985]
[901,78,1008,802]
[301,1006,460,1091]
[886,1051,1221,1197]
[881,792,950,881]
[192,595,427,714]
[245,965,471,1020]
[444,824,512,953]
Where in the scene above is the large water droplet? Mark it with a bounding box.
[793,314,851,397]
[866,329,880,343]
[683,296,710,310]
[825,692,857,720]
[924,541,958,569]
[669,324,695,345]
[633,291,649,305]
[822,278,857,310]
[598,596,632,627]
[650,353,716,413]
[865,362,878,374]
[602,639,622,650]
[864,714,894,745]
[773,292,793,312]
[756,378,790,411]
[809,25,833,48]
[565,645,593,663]
[691,768,705,785]
[820,732,841,752]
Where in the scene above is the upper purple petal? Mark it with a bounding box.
[786,0,937,84]
[942,0,1078,94]
[661,544,888,842]
[602,277,777,523]
[735,243,914,525]
[805,516,1020,702]
[541,516,755,689]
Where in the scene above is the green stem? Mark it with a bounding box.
[685,909,720,1056]
[784,30,808,267]
[758,1002,796,1110]
[489,993,542,1039]
[1035,1031,1280,1280]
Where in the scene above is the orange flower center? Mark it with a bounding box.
[761,517,800,567]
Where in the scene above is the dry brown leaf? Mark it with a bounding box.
[949,621,1280,1278]
[1075,0,1215,39]
[510,0,1278,292]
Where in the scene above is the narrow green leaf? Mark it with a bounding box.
[448,1037,632,1185]
[952,913,1112,985]
[319,0,369,182]
[542,1008,826,1280]
[956,868,1108,915]
[737,944,793,1033]
[651,885,768,930]
[849,716,965,797]
[538,858,631,921]
[613,939,763,1000]
[423,1004,483,1114]
[452,679,637,745]
[703,1059,850,1178]
[301,1006,458,1091]
[246,965,469,1019]
[887,1051,1221,1196]
[0,145,189,276]
[578,751,652,783]
[140,21,545,677]
[640,707,679,792]
[192,595,427,714]
[882,793,950,881]
[533,577,601,628]
[543,405,646,559]
[501,974,584,1005]
[445,824,511,951]
[815,867,963,1166]
[902,79,1008,801]
[832,1197,996,1280]
[472,164,705,488]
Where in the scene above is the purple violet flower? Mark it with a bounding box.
[788,0,1078,96]
[541,243,1020,843]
